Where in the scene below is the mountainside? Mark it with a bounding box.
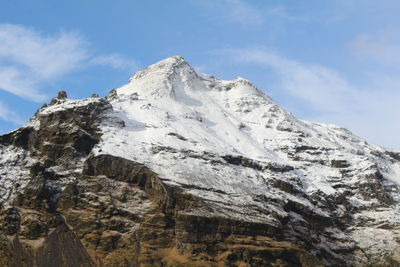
[1,56,400,266]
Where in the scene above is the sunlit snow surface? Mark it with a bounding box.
[97,57,397,194]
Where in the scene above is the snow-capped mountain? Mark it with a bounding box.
[0,56,399,266]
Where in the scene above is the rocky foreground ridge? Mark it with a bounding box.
[1,56,400,266]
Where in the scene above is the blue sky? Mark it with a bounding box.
[0,0,399,149]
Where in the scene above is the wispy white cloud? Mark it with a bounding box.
[213,47,400,149]
[0,101,24,125]
[266,6,307,22]
[195,0,263,25]
[223,0,264,25]
[215,48,354,112]
[0,24,89,79]
[90,54,139,70]
[194,0,304,26]
[0,24,137,102]
[348,30,400,65]
[0,66,46,102]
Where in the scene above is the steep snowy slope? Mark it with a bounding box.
[101,57,400,263]
[1,56,400,266]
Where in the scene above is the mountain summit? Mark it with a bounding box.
[1,56,400,266]
[119,56,262,101]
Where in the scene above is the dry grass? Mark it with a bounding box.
[158,247,212,267]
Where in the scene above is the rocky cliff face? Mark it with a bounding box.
[1,56,400,266]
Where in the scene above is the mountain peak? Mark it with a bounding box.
[153,55,186,67]
[118,56,198,99]
[140,55,188,74]
[128,55,190,82]
[117,56,266,102]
